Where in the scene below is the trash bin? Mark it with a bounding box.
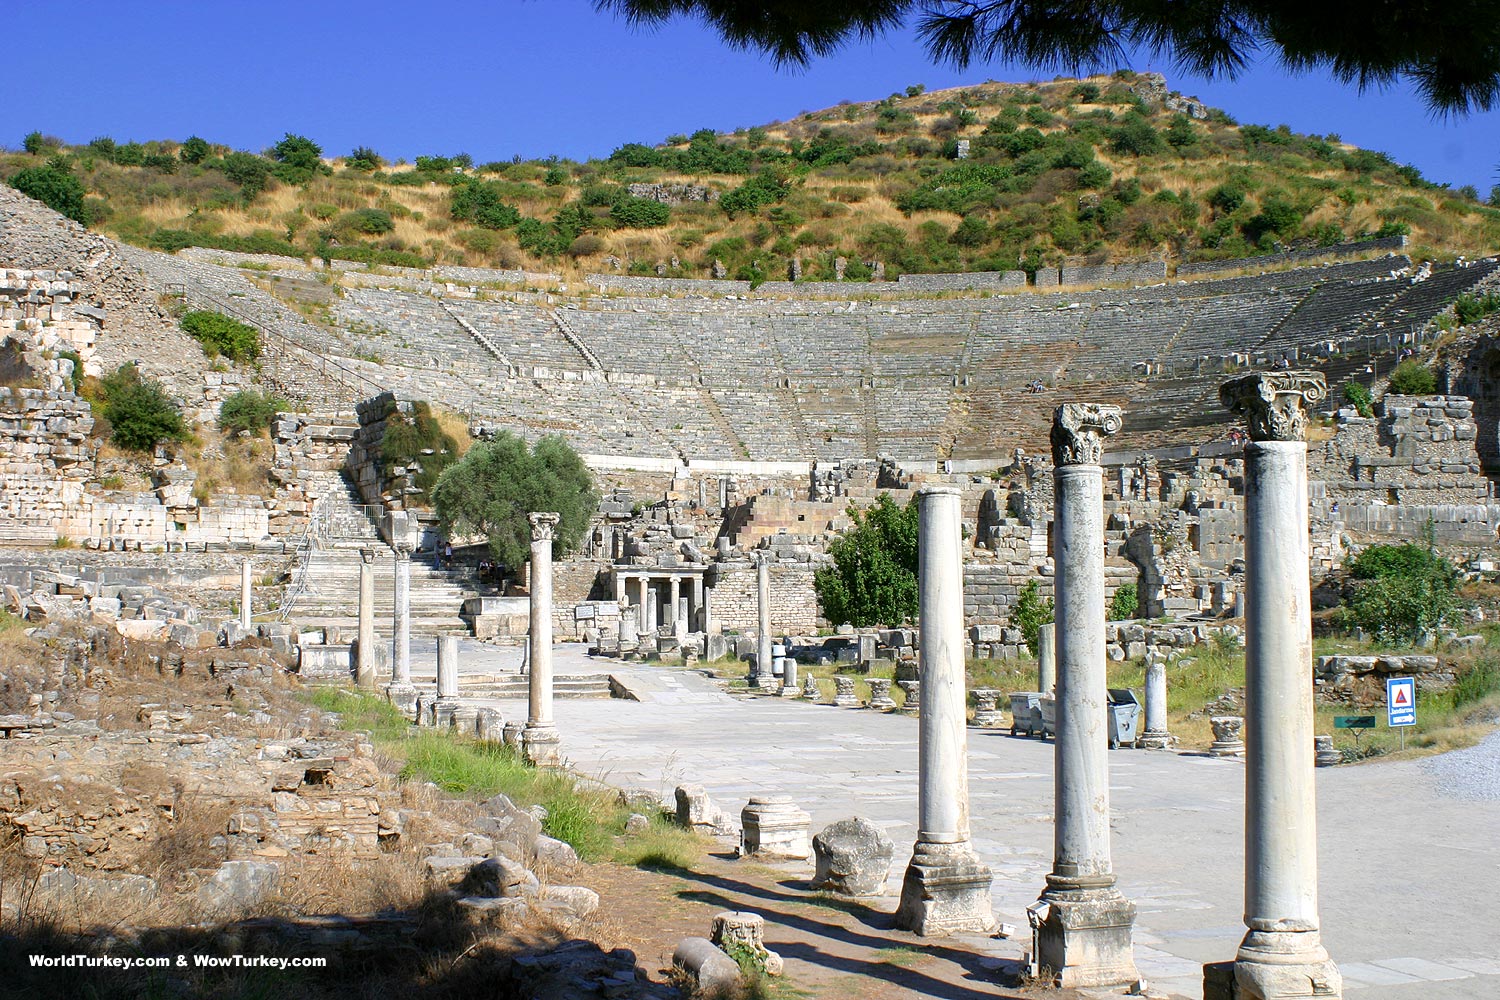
[1107,688,1141,749]
[1039,695,1057,739]
[1009,692,1044,737]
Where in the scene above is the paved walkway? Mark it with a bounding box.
[432,645,1500,999]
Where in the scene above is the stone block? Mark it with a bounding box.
[739,796,811,859]
[811,817,893,896]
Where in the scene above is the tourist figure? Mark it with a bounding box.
[444,541,454,569]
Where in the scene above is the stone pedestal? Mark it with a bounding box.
[866,677,896,711]
[1314,736,1341,767]
[779,657,799,697]
[356,548,377,690]
[752,554,773,689]
[970,689,1004,727]
[895,678,921,715]
[477,708,504,741]
[1217,372,1341,999]
[1138,658,1173,749]
[801,674,819,700]
[502,721,525,747]
[833,676,859,707]
[1210,715,1246,757]
[524,512,562,767]
[239,559,252,631]
[1035,403,1137,987]
[386,534,417,715]
[895,487,994,936]
[739,796,811,859]
[1037,622,1057,694]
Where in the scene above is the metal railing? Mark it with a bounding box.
[276,495,333,622]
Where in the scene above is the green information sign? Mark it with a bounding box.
[1334,716,1376,730]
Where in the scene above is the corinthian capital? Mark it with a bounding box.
[1050,403,1123,466]
[528,511,561,541]
[1219,371,1327,442]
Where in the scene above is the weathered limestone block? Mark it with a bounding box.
[739,796,811,859]
[1314,735,1341,768]
[895,678,920,715]
[675,784,738,837]
[811,817,893,896]
[833,675,859,707]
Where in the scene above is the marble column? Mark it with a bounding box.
[895,486,994,936]
[1035,403,1138,988]
[387,533,417,714]
[753,553,773,689]
[637,577,651,632]
[1138,656,1171,749]
[435,635,459,725]
[667,577,681,629]
[523,511,562,766]
[1217,371,1341,1000]
[1037,622,1057,694]
[356,548,377,690]
[239,559,253,630]
[693,576,708,632]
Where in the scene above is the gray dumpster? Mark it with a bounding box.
[1009,692,1044,737]
[1107,688,1141,749]
[1039,695,1057,738]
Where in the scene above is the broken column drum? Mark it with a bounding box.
[866,677,896,711]
[1218,371,1341,1000]
[894,486,994,936]
[833,676,859,707]
[1035,403,1138,988]
[1037,622,1057,694]
[970,689,1005,728]
[523,512,562,767]
[356,547,377,690]
[434,635,459,726]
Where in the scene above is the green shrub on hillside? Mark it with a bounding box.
[8,165,87,223]
[1387,359,1436,395]
[180,310,260,363]
[609,195,670,228]
[219,389,287,435]
[450,180,520,230]
[1345,540,1461,642]
[1108,583,1139,621]
[1342,379,1374,417]
[338,207,394,235]
[99,365,184,452]
[1454,291,1500,326]
[380,400,460,500]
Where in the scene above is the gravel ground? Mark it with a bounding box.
[1422,728,1500,800]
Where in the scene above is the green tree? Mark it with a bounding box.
[347,145,383,171]
[1010,579,1054,655]
[21,131,45,155]
[1342,379,1374,417]
[1387,359,1437,395]
[1108,583,1139,621]
[219,389,286,435]
[1345,538,1461,642]
[180,310,260,363]
[270,133,324,183]
[179,136,211,164]
[451,180,521,229]
[99,364,185,452]
[596,0,1500,114]
[218,152,272,198]
[813,493,918,628]
[8,165,87,223]
[430,432,597,568]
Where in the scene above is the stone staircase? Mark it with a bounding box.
[457,674,612,699]
[284,482,476,634]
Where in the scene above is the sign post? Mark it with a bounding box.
[1386,676,1416,751]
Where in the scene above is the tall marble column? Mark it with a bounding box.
[1037,622,1057,694]
[753,553,773,689]
[239,559,253,630]
[435,634,460,725]
[1217,372,1341,1000]
[523,512,562,766]
[1035,403,1138,988]
[667,577,681,629]
[1138,656,1171,749]
[895,487,994,935]
[356,548,377,690]
[387,519,417,714]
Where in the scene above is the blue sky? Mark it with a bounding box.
[15,0,1499,192]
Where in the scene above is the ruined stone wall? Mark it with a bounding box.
[270,413,358,537]
[1313,394,1488,504]
[707,561,820,634]
[896,270,1028,291]
[1176,238,1409,277]
[1059,261,1167,287]
[551,559,611,639]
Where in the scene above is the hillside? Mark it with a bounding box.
[5,72,1499,287]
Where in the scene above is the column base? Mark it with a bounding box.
[434,698,461,729]
[894,840,994,936]
[1137,730,1175,750]
[521,725,562,767]
[385,684,418,718]
[1228,930,1342,999]
[1034,884,1139,989]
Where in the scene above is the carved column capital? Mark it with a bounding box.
[1050,403,1123,466]
[528,511,561,542]
[1219,371,1327,442]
